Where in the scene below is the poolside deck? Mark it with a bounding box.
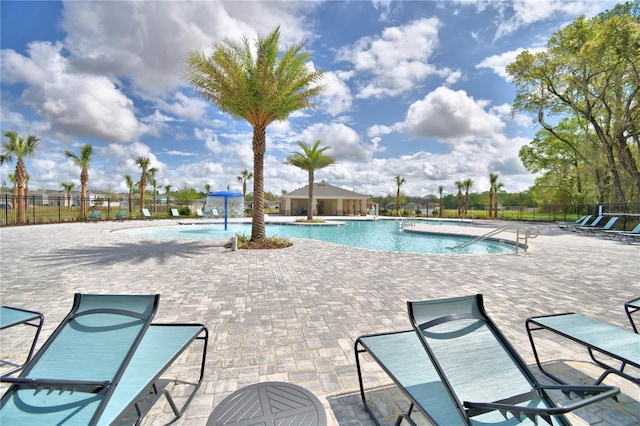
[1,218,638,425]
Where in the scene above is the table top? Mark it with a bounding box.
[207,381,327,426]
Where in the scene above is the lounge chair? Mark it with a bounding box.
[1,306,44,377]
[0,293,208,425]
[558,215,591,229]
[356,295,618,426]
[141,208,151,219]
[527,311,639,385]
[115,210,127,220]
[210,208,219,218]
[599,223,640,240]
[624,296,640,333]
[622,227,640,244]
[570,215,603,232]
[87,210,101,221]
[170,208,180,217]
[196,208,204,218]
[581,216,618,235]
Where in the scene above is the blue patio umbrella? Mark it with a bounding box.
[208,190,243,230]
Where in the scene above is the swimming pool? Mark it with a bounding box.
[117,220,516,254]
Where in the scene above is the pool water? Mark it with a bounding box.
[117,220,515,254]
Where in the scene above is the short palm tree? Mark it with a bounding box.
[148,168,158,213]
[438,185,444,218]
[395,176,406,216]
[1,130,40,224]
[494,180,504,218]
[125,174,134,214]
[60,182,75,211]
[65,144,92,219]
[488,173,499,218]
[204,183,211,196]
[136,156,151,213]
[286,140,335,220]
[165,184,172,210]
[463,179,473,216]
[237,169,254,206]
[455,180,464,216]
[185,26,324,241]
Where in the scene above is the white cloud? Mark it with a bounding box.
[300,122,372,161]
[317,71,353,116]
[476,47,545,80]
[403,87,504,143]
[336,18,441,98]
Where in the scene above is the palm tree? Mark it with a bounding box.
[463,179,473,216]
[65,144,92,219]
[488,173,499,219]
[148,168,158,213]
[454,180,464,216]
[165,185,172,210]
[185,26,324,242]
[438,185,444,218]
[286,141,335,220]
[204,183,211,196]
[1,130,40,224]
[494,181,505,218]
[60,182,75,211]
[7,172,17,210]
[394,176,406,217]
[124,174,134,214]
[135,156,151,213]
[237,169,254,205]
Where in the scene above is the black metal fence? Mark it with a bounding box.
[0,194,199,227]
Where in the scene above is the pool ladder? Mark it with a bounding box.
[449,226,539,253]
[399,216,417,228]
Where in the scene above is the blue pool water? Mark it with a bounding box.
[117,220,515,254]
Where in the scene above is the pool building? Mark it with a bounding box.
[282,182,370,216]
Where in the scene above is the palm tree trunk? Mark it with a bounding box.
[488,190,493,218]
[16,160,26,224]
[251,126,266,241]
[307,170,314,220]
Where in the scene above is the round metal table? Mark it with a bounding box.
[207,381,327,425]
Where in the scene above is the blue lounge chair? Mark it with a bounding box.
[114,210,127,220]
[0,306,44,377]
[582,216,618,235]
[599,223,640,240]
[557,215,589,229]
[0,294,208,425]
[624,297,640,333]
[356,295,618,425]
[87,210,101,221]
[571,215,603,232]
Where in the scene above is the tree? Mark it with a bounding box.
[493,181,505,218]
[124,174,134,214]
[455,180,464,216]
[135,156,151,213]
[185,26,324,241]
[204,183,211,196]
[1,131,40,224]
[463,179,473,216]
[438,185,444,218]
[286,140,335,220]
[60,182,75,211]
[488,173,498,218]
[394,176,406,216]
[237,169,254,205]
[148,168,158,213]
[65,144,92,219]
[507,7,640,206]
[165,185,172,210]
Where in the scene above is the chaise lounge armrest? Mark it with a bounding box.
[1,377,111,394]
[464,384,619,425]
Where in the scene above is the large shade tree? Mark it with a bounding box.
[1,130,40,224]
[286,140,335,220]
[185,27,324,241]
[65,144,93,220]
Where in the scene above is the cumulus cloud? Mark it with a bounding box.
[336,18,441,98]
[317,70,353,116]
[2,42,147,143]
[403,87,504,143]
[476,47,544,80]
[299,122,372,161]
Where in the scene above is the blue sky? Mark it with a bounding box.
[0,0,618,197]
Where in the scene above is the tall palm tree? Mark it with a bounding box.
[135,156,151,213]
[1,130,40,224]
[488,173,499,219]
[147,168,158,213]
[438,185,444,218]
[124,174,134,214]
[286,140,335,220]
[494,181,505,218]
[237,169,254,205]
[394,176,406,217]
[463,179,473,216]
[165,184,172,210]
[454,180,464,216]
[65,144,92,219]
[185,26,324,241]
[60,182,75,211]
